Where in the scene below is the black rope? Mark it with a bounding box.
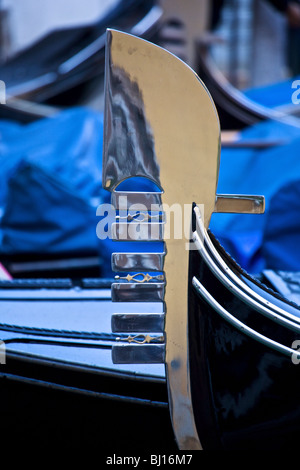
[3,337,113,349]
[0,322,127,341]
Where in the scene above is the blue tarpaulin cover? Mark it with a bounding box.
[0,107,107,260]
[210,118,300,272]
[0,107,164,276]
[243,75,300,108]
[1,107,300,276]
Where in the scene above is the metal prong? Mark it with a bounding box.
[111,191,162,210]
[214,194,265,214]
[111,282,165,302]
[111,252,166,272]
[112,344,165,364]
[112,222,164,241]
[112,313,165,333]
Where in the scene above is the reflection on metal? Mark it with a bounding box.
[111,191,163,210]
[102,29,265,450]
[112,313,165,333]
[111,252,166,272]
[111,282,165,302]
[102,27,220,449]
[214,194,265,214]
[103,27,221,450]
[112,221,164,241]
[112,344,165,364]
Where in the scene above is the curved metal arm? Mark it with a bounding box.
[192,208,300,333]
[193,205,300,324]
[192,276,297,359]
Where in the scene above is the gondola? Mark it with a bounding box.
[100,29,300,451]
[0,0,162,107]
[195,1,300,130]
[0,278,176,451]
[0,0,163,125]
[1,27,300,452]
[0,1,174,449]
[196,40,300,130]
[0,108,176,450]
[188,209,300,450]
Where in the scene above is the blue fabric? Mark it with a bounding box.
[0,107,164,277]
[243,75,300,108]
[0,107,105,206]
[2,161,100,254]
[262,179,300,270]
[1,107,300,277]
[209,119,300,273]
[0,107,109,264]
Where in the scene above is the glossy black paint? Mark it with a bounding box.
[188,232,300,450]
[0,353,177,451]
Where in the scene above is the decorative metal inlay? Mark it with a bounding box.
[114,273,164,283]
[116,334,165,344]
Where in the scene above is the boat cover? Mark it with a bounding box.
[0,107,300,275]
[243,75,300,108]
[210,118,300,273]
[0,107,164,276]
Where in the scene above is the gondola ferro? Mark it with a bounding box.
[101,29,299,451]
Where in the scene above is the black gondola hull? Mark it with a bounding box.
[0,351,176,451]
[188,232,300,450]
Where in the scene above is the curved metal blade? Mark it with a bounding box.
[102,28,220,226]
[103,28,221,451]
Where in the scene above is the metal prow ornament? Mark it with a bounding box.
[102,29,264,450]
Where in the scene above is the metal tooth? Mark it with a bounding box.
[111,313,165,333]
[111,282,165,302]
[214,194,265,214]
[111,191,163,210]
[112,344,165,364]
[111,252,166,272]
[112,222,164,241]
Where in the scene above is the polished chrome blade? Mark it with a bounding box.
[102,28,265,450]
